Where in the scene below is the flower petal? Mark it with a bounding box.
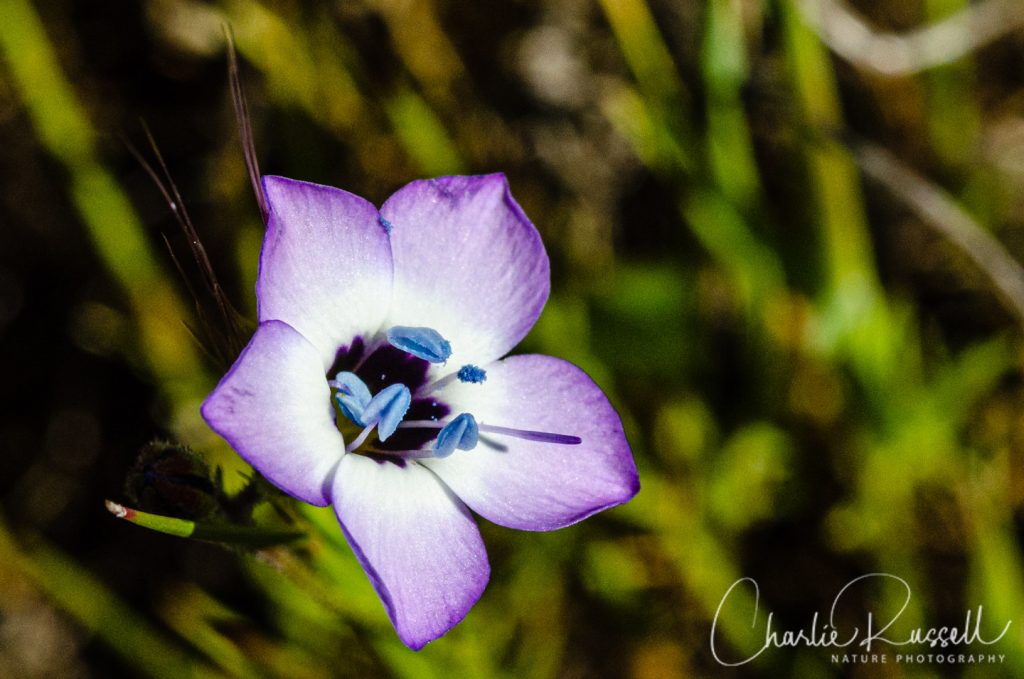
[258,176,393,367]
[380,174,549,370]
[422,355,639,531]
[333,454,489,650]
[201,320,341,506]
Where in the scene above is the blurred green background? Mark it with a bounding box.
[4,0,1024,676]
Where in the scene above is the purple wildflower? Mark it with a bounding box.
[201,173,639,649]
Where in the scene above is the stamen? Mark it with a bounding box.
[398,420,444,429]
[366,448,437,460]
[329,371,372,425]
[346,423,377,452]
[477,424,581,445]
[457,364,487,383]
[361,383,412,441]
[433,413,479,458]
[378,215,393,234]
[398,419,582,446]
[386,326,452,364]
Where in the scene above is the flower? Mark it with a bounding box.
[201,173,639,649]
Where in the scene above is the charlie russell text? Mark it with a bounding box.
[710,573,1012,667]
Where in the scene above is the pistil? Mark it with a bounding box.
[421,364,487,395]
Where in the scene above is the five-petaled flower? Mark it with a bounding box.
[201,173,639,649]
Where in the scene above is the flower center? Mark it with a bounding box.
[328,326,582,459]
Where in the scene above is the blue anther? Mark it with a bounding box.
[378,215,393,234]
[361,383,412,441]
[386,326,452,363]
[433,413,479,458]
[330,371,373,426]
[457,365,487,384]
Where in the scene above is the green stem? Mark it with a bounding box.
[105,501,304,548]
